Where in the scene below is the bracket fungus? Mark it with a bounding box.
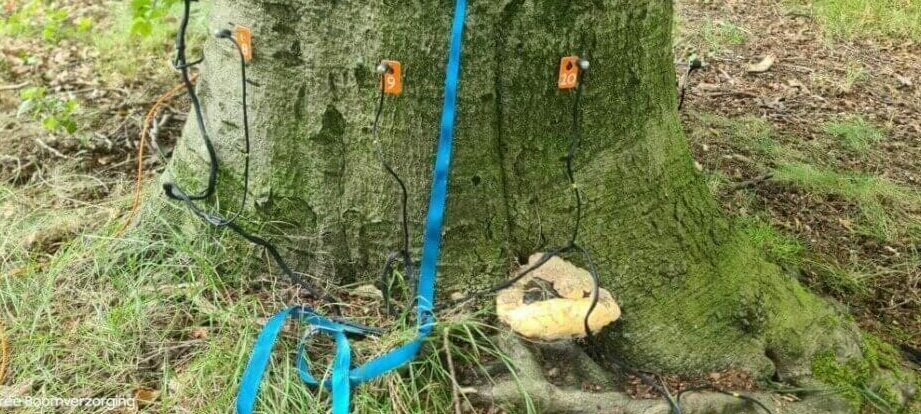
[496,253,621,340]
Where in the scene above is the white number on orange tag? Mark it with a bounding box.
[558,56,580,90]
[381,60,402,95]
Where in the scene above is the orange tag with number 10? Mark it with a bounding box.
[558,56,580,89]
[234,26,253,62]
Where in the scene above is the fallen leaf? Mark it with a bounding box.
[189,327,209,340]
[746,55,776,73]
[838,218,854,232]
[781,393,801,402]
[133,387,158,404]
[350,284,383,301]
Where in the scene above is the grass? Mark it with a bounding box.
[679,19,749,56]
[740,216,805,268]
[687,113,773,150]
[773,161,921,241]
[843,61,868,92]
[0,0,92,43]
[0,0,201,86]
[802,256,880,299]
[822,115,885,153]
[0,178,532,413]
[91,1,208,83]
[674,16,749,57]
[804,0,921,41]
[685,112,808,162]
[702,20,749,51]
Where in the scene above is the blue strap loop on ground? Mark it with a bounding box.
[236,0,467,412]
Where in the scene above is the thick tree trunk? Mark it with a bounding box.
[164,0,857,386]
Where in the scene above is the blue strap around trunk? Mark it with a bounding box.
[236,0,468,412]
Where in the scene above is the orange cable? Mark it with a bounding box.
[115,74,199,237]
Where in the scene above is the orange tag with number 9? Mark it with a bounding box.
[381,60,402,95]
[234,25,253,62]
[558,56,580,89]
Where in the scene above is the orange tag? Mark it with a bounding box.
[381,60,402,95]
[234,26,253,62]
[558,56,580,89]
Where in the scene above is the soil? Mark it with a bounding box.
[0,0,185,185]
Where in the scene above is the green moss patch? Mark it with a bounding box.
[811,334,916,413]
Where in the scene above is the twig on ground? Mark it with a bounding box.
[701,90,761,99]
[34,139,68,159]
[149,112,172,163]
[0,321,9,385]
[443,329,463,414]
[0,82,29,91]
[725,174,774,193]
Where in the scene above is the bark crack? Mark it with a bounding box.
[492,0,527,260]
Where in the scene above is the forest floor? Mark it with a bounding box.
[0,0,919,413]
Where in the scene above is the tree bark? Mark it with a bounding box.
[164,0,858,385]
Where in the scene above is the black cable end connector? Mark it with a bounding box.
[163,182,177,199]
[214,29,233,39]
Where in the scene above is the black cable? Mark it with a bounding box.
[164,22,249,226]
[168,0,217,201]
[371,62,416,318]
[677,57,702,111]
[377,251,404,317]
[677,385,774,414]
[582,340,681,414]
[440,59,601,338]
[163,0,346,311]
[164,8,250,226]
[565,68,586,246]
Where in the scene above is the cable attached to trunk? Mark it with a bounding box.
[441,58,601,338]
[163,25,250,227]
[163,0,342,309]
[371,62,416,319]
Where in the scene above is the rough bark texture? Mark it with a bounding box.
[164,0,858,385]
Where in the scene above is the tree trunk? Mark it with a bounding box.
[164,0,858,388]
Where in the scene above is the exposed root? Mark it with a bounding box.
[468,334,859,414]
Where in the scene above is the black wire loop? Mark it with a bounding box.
[371,62,417,319]
[164,0,341,311]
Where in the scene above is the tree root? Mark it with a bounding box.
[468,334,854,414]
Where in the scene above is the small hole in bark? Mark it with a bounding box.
[471,175,481,186]
[765,348,782,382]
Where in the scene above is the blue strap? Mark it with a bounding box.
[236,0,468,411]
[415,0,467,322]
[237,307,298,414]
